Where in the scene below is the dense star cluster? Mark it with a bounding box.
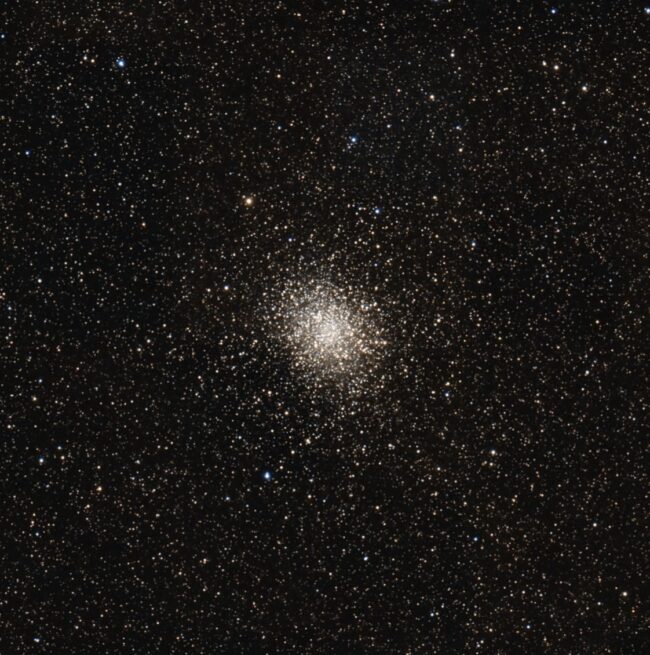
[2,1,648,653]
[267,277,387,392]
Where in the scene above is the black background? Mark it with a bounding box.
[1,1,647,653]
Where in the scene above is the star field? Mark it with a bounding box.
[1,1,648,653]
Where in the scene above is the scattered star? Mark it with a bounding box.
[2,3,644,652]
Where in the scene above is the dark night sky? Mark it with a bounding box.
[1,1,648,653]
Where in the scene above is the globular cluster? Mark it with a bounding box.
[265,277,387,394]
[2,1,648,654]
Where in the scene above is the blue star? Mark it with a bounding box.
[645,7,650,15]
[262,470,272,481]
[349,135,359,145]
[550,7,558,15]
[116,57,126,69]
[373,207,382,216]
